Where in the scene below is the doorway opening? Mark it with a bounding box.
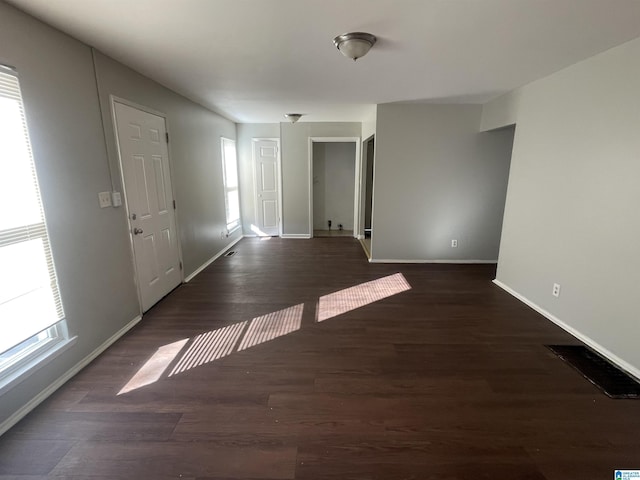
[359,135,375,257]
[308,137,361,238]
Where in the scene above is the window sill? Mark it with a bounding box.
[227,225,241,236]
[0,336,77,397]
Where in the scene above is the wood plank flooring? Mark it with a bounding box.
[0,237,638,479]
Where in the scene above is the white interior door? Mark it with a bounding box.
[253,139,280,236]
[113,101,181,312]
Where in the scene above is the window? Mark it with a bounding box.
[221,138,240,232]
[0,66,68,386]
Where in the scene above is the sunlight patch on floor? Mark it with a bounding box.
[169,321,248,377]
[118,274,410,394]
[237,303,303,351]
[317,273,411,322]
[118,338,189,395]
[251,224,271,238]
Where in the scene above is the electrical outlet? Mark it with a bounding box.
[552,283,561,298]
[451,239,458,248]
[98,191,112,208]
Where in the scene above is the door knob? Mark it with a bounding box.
[133,227,143,235]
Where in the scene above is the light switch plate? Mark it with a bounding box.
[111,191,122,207]
[98,191,112,208]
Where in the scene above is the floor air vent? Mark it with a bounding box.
[224,251,236,257]
[547,345,640,398]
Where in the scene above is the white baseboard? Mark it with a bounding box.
[184,236,243,283]
[281,234,311,239]
[369,259,497,264]
[0,314,143,437]
[493,279,640,382]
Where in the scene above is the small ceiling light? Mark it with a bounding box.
[333,32,377,61]
[284,113,304,123]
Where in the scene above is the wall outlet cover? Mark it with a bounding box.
[98,191,112,208]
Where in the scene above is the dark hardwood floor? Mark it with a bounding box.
[1,237,638,479]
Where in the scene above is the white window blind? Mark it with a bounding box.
[221,138,240,232]
[0,67,65,357]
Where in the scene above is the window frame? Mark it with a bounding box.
[0,65,71,393]
[220,137,241,234]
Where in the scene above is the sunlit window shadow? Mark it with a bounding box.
[118,274,410,394]
[238,303,304,351]
[251,224,271,239]
[169,321,248,377]
[118,338,189,395]
[317,273,411,322]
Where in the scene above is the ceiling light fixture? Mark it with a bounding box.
[333,32,377,61]
[284,113,304,123]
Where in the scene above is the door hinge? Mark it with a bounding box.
[179,261,182,270]
[165,132,169,143]
[173,199,176,209]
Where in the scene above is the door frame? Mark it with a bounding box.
[308,137,361,238]
[359,134,375,240]
[110,96,185,314]
[251,137,283,236]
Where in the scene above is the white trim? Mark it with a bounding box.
[358,134,374,240]
[251,138,283,237]
[360,135,376,255]
[0,315,142,437]
[109,95,167,118]
[369,259,497,264]
[0,334,77,397]
[308,137,361,239]
[227,224,241,236]
[281,234,311,239]
[183,236,243,283]
[492,279,640,382]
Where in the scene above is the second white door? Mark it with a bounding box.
[114,101,182,312]
[253,139,280,236]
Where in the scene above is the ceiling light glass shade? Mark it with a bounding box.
[333,32,377,61]
[284,113,303,123]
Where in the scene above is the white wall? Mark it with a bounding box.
[280,122,361,236]
[312,142,356,231]
[0,2,238,432]
[0,1,138,430]
[482,36,640,377]
[372,103,514,262]
[479,89,523,131]
[362,107,377,141]
[236,124,280,235]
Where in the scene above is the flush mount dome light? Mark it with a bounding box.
[284,113,304,123]
[333,32,377,61]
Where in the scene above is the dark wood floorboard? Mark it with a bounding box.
[0,237,638,479]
